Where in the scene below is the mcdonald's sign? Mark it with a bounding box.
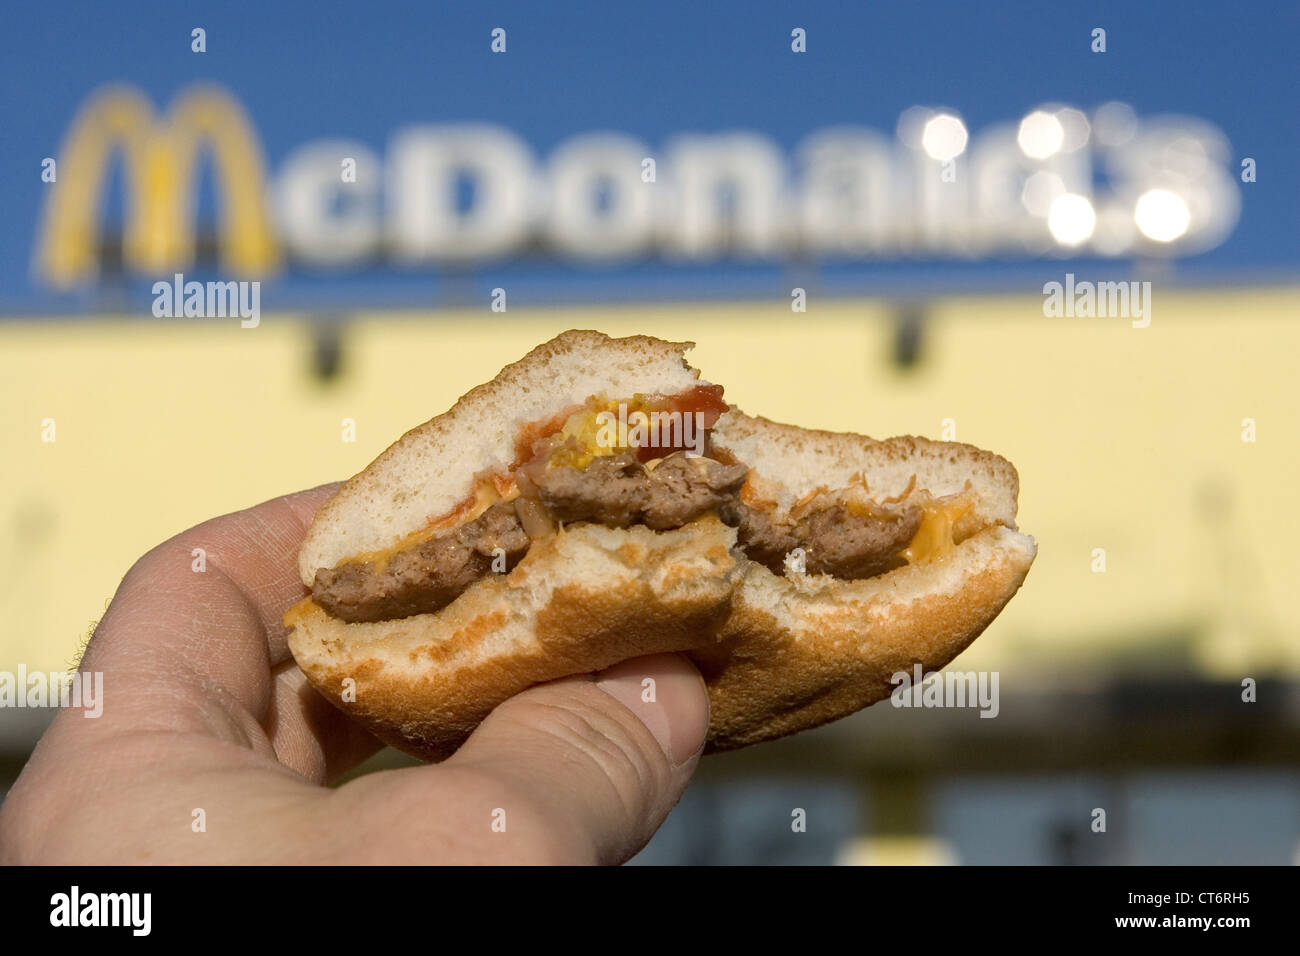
[35,83,1241,295]
[37,84,280,289]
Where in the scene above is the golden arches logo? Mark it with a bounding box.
[37,84,280,288]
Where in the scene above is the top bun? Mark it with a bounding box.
[299,330,706,585]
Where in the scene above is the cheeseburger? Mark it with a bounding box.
[286,330,1036,759]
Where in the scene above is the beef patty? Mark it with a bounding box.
[533,451,748,530]
[313,452,747,623]
[720,499,922,579]
[312,501,531,623]
[313,451,928,622]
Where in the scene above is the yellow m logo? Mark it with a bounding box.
[37,84,280,288]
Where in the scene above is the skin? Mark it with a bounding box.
[0,485,710,865]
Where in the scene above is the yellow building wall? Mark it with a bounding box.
[3,289,1297,678]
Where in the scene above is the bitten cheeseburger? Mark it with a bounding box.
[286,330,1036,760]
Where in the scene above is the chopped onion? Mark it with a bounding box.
[514,496,556,539]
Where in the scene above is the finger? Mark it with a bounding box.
[76,484,369,770]
[165,481,342,666]
[265,661,386,784]
[434,654,710,864]
[85,483,339,703]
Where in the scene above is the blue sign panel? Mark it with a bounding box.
[1,0,1295,313]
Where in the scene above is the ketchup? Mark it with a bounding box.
[652,384,728,424]
[628,384,728,461]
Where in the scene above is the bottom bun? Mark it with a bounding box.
[286,517,742,761]
[690,524,1037,752]
[288,517,1036,761]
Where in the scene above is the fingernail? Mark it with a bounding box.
[595,655,710,768]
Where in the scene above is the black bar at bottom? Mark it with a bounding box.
[0,865,1282,940]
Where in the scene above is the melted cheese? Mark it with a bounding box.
[902,498,973,564]
[546,395,665,470]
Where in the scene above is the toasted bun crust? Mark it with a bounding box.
[693,524,1035,751]
[287,330,1037,760]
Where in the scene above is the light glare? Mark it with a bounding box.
[1017,111,1066,159]
[1048,193,1096,246]
[920,114,968,162]
[1135,189,1191,242]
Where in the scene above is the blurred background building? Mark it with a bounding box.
[2,0,1297,863]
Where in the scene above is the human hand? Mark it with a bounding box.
[0,486,709,864]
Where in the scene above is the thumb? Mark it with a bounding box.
[443,653,710,864]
